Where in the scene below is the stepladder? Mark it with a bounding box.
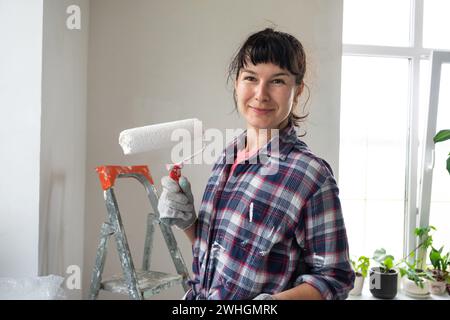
[89,165,190,300]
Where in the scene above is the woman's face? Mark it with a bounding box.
[234,62,303,130]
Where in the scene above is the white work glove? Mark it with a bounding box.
[253,293,276,300]
[157,175,197,230]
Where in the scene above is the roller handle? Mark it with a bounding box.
[167,144,205,183]
[169,164,182,182]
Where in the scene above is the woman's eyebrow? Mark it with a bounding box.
[271,72,290,77]
[241,69,290,77]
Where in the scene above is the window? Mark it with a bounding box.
[340,0,450,261]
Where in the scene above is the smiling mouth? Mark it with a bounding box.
[249,106,275,115]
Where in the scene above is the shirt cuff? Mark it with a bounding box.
[294,275,334,300]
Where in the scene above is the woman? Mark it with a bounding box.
[158,28,355,300]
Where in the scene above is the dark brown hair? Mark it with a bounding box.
[228,28,309,127]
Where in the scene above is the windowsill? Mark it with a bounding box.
[347,281,450,300]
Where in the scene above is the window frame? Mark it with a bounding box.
[342,0,432,260]
[418,51,450,242]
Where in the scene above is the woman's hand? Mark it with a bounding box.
[253,293,276,300]
[157,175,197,231]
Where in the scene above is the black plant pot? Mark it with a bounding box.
[369,267,398,299]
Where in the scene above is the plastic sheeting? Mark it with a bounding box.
[0,275,66,300]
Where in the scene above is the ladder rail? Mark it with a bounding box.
[88,222,114,300]
[104,188,143,300]
[142,213,156,271]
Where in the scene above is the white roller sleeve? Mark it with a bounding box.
[119,118,202,155]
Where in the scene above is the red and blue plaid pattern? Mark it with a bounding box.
[187,122,355,300]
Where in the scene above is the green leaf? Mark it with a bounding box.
[417,279,424,289]
[399,268,407,277]
[446,156,450,175]
[430,247,442,270]
[384,256,394,270]
[433,130,450,143]
[415,227,427,237]
[373,248,387,262]
[358,256,370,278]
[415,225,435,238]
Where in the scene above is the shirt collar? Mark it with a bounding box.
[218,120,301,164]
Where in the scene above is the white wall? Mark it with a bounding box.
[0,0,43,277]
[0,1,89,301]
[39,0,89,299]
[84,0,343,299]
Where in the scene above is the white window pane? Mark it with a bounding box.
[341,200,366,257]
[429,203,450,251]
[340,56,409,259]
[343,0,411,46]
[342,199,404,260]
[365,201,405,260]
[423,0,450,50]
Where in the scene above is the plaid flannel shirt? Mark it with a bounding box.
[186,122,354,300]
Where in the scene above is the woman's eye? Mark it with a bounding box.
[243,76,256,82]
[272,79,285,84]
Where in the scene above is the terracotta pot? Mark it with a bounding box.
[429,280,447,295]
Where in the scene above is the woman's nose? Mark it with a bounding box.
[254,82,270,102]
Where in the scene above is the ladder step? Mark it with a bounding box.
[100,270,183,298]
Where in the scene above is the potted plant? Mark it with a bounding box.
[370,248,398,299]
[398,226,435,297]
[399,260,433,298]
[427,246,449,295]
[349,256,370,296]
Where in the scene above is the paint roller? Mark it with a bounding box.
[118,118,204,181]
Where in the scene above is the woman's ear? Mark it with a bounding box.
[293,82,305,105]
